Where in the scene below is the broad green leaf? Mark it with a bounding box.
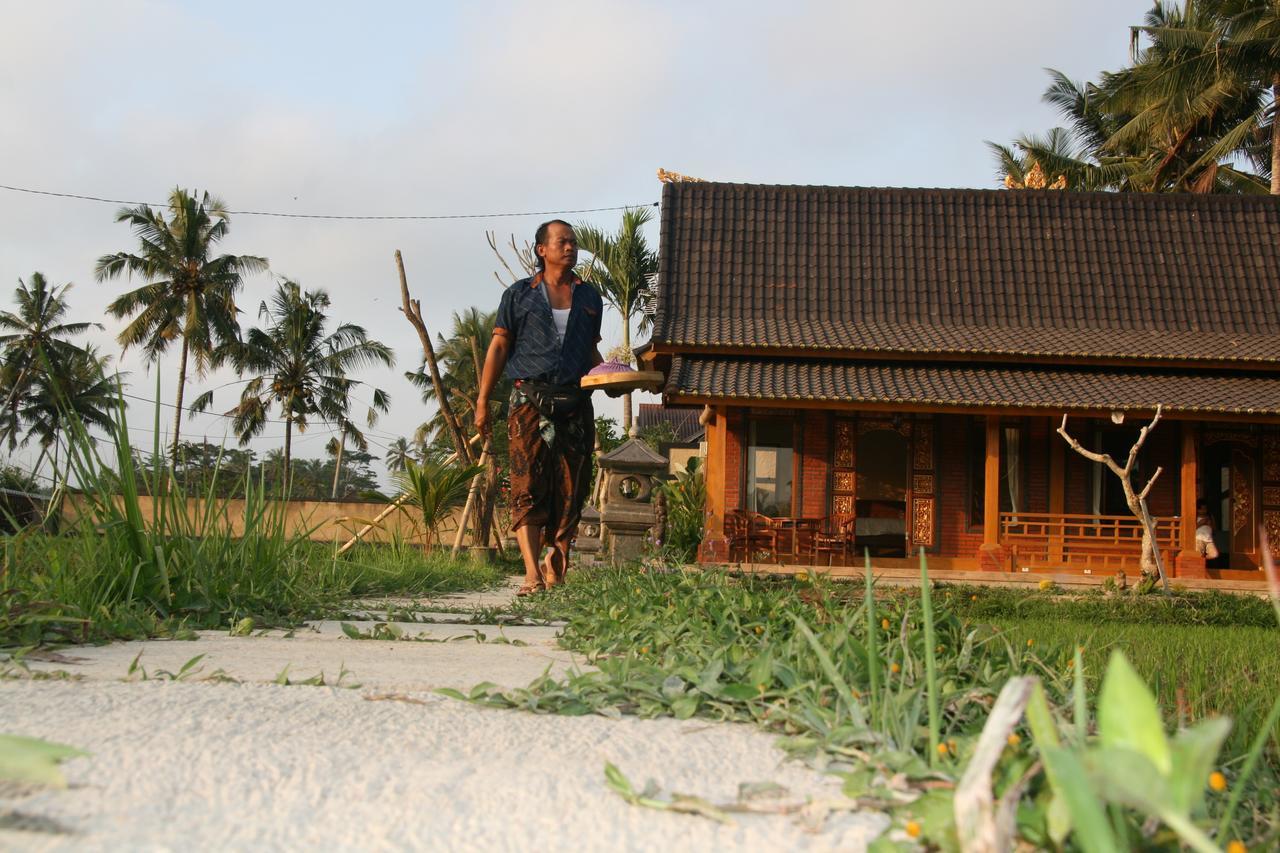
[910,789,960,853]
[1046,790,1072,846]
[841,767,875,798]
[1097,651,1170,775]
[719,683,759,701]
[0,734,88,788]
[1025,682,1061,750]
[1040,746,1120,853]
[670,696,699,719]
[340,622,362,639]
[1085,747,1169,813]
[1168,717,1232,815]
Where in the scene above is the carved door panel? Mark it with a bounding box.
[910,418,937,554]
[1230,448,1257,559]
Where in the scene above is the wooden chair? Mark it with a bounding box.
[724,510,749,561]
[814,514,856,565]
[744,511,778,562]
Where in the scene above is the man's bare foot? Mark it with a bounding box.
[542,548,566,587]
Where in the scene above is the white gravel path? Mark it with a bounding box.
[2,681,886,851]
[0,579,887,850]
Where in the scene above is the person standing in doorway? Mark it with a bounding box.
[475,220,604,595]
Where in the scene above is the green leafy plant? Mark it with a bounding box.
[393,456,486,548]
[0,734,87,788]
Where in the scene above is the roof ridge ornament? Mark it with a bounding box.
[657,167,707,184]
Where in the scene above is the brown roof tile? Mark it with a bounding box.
[667,355,1280,416]
[651,182,1280,364]
[636,403,705,443]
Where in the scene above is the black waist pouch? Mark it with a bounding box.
[519,380,588,420]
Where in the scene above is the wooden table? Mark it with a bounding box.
[768,517,821,562]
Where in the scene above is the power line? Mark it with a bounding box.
[0,182,659,222]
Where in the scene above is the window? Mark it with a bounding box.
[1091,429,1141,517]
[745,419,794,517]
[968,418,1026,528]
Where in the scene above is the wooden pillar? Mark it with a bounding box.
[705,407,728,539]
[1179,423,1198,552]
[1049,425,1065,563]
[983,415,1001,546]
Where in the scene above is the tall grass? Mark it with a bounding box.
[0,391,501,647]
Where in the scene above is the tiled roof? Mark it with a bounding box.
[636,403,705,443]
[652,182,1280,364]
[667,356,1280,416]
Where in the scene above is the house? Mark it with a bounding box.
[636,402,706,475]
[638,181,1280,581]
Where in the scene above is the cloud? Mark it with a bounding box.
[0,0,1148,481]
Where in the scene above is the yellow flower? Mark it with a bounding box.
[754,625,764,634]
[1007,733,1021,747]
[936,645,944,653]
[635,587,642,594]
[905,820,922,839]
[1209,771,1228,792]
[756,682,767,693]
[1027,638,1034,647]
[639,646,649,654]
[890,662,901,674]
[937,743,949,756]
[795,571,808,581]
[1226,841,1246,853]
[881,618,891,631]
[970,594,978,601]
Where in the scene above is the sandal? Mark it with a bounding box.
[515,581,544,597]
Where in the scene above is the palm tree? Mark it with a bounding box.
[384,437,416,473]
[196,280,393,488]
[991,3,1276,194]
[324,383,389,499]
[1103,1,1270,193]
[17,344,121,481]
[95,188,268,467]
[574,207,659,434]
[394,455,485,548]
[0,273,102,440]
[408,307,509,449]
[1187,0,1280,193]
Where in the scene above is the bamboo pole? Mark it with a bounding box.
[451,438,493,557]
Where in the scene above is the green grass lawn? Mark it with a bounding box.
[989,618,1280,754]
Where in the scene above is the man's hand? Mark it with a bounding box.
[474,397,492,439]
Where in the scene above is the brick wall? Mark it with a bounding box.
[800,411,830,517]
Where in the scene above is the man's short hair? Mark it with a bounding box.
[534,219,573,270]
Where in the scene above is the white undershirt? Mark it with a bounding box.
[551,307,571,346]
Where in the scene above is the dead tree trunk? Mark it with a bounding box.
[1057,405,1170,593]
[396,250,473,466]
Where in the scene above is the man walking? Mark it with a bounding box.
[475,220,604,594]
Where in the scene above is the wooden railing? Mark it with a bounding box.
[999,512,1182,574]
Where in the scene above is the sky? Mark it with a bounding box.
[0,0,1153,488]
